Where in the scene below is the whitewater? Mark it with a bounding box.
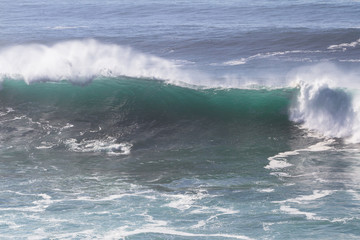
[0,0,360,239]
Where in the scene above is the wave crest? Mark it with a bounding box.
[0,39,193,85]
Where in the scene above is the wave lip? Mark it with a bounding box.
[0,39,195,86]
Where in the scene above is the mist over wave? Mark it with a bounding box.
[0,39,201,86]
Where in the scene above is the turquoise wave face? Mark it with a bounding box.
[0,77,294,123]
[0,77,297,157]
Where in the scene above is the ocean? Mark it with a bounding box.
[0,0,360,239]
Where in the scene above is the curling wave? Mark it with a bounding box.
[289,63,360,143]
[1,41,360,144]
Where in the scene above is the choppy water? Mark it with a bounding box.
[0,0,360,239]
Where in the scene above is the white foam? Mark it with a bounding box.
[36,142,56,149]
[290,79,354,138]
[330,217,356,223]
[275,190,333,204]
[0,39,201,86]
[74,189,155,202]
[327,38,360,51]
[223,50,323,66]
[269,151,300,159]
[61,123,74,130]
[65,137,132,155]
[288,63,360,143]
[189,205,239,231]
[257,188,275,193]
[166,195,196,211]
[223,59,247,66]
[280,206,357,224]
[269,172,291,178]
[339,59,360,62]
[105,226,254,240]
[262,222,274,231]
[165,191,207,211]
[47,26,89,30]
[0,107,14,116]
[104,210,252,239]
[280,205,324,220]
[306,140,335,152]
[265,160,292,170]
[0,193,53,213]
[266,139,335,175]
[191,220,207,229]
[265,150,299,170]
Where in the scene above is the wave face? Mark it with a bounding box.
[0,77,292,126]
[0,77,297,156]
[1,73,359,153]
[1,41,360,144]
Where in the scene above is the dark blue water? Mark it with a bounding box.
[0,0,360,239]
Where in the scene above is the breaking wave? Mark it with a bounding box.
[0,39,199,86]
[289,63,360,143]
[1,40,360,144]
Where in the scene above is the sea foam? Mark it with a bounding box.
[0,39,195,86]
[289,63,360,143]
[65,137,132,155]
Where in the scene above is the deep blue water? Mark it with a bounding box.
[0,0,360,239]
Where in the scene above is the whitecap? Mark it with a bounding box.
[0,39,206,87]
[65,137,132,155]
[280,205,325,221]
[105,226,254,240]
[274,190,333,204]
[327,38,360,51]
[46,26,89,30]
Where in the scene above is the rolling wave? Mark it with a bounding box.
[1,75,359,143]
[1,40,360,143]
[289,63,360,143]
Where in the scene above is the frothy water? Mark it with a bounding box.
[289,63,360,143]
[0,40,196,86]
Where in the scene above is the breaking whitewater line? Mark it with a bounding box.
[0,39,198,86]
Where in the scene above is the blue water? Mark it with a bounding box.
[0,0,360,239]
